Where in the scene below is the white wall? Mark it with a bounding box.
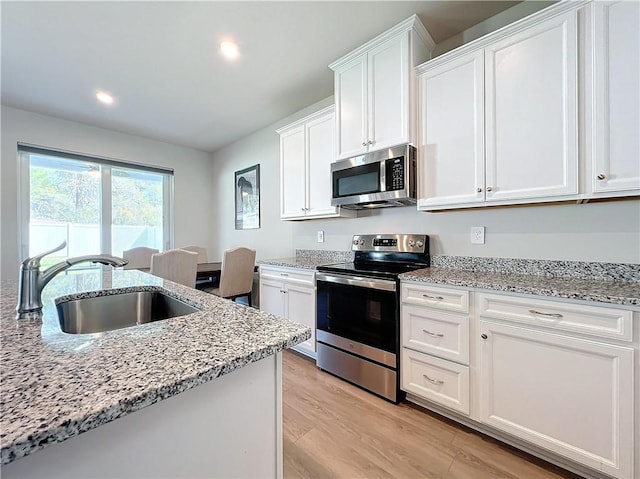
[0,106,214,281]
[209,97,334,261]
[210,97,640,265]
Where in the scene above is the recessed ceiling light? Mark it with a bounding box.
[96,91,114,105]
[220,40,239,60]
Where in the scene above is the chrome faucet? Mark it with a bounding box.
[16,241,128,320]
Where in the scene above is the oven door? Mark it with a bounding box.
[316,272,398,367]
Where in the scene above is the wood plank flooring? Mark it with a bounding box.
[282,350,584,479]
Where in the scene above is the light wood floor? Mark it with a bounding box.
[282,350,584,479]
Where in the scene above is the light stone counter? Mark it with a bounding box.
[400,267,640,306]
[0,268,310,467]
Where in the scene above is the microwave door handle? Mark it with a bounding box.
[379,159,386,192]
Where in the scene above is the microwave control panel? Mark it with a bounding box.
[385,158,404,191]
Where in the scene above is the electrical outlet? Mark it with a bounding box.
[470,226,485,245]
[317,230,324,243]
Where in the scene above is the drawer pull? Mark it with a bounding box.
[423,374,444,385]
[529,309,563,319]
[422,329,444,338]
[280,273,289,277]
[422,294,444,301]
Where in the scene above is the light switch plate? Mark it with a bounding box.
[470,226,485,244]
[317,230,324,243]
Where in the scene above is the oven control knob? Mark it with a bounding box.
[408,240,415,247]
[359,239,365,246]
[352,239,359,246]
[416,240,424,248]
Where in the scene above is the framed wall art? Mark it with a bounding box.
[235,164,260,230]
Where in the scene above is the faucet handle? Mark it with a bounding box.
[22,241,67,269]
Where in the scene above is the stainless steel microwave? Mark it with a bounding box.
[330,144,417,210]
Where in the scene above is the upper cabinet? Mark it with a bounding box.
[330,15,434,160]
[418,7,580,210]
[591,0,640,195]
[277,105,354,221]
[417,1,639,211]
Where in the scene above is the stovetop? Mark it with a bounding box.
[317,261,428,280]
[317,234,430,280]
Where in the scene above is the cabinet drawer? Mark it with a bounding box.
[401,283,470,313]
[402,305,469,364]
[401,348,470,415]
[259,266,315,286]
[477,293,633,341]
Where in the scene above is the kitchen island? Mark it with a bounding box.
[0,268,310,478]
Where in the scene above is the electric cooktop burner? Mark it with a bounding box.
[316,234,430,280]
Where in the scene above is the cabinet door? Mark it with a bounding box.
[259,279,285,319]
[593,1,640,193]
[485,11,579,202]
[280,126,307,219]
[478,320,633,478]
[417,50,485,208]
[285,282,316,357]
[306,111,338,217]
[368,32,409,153]
[335,54,367,160]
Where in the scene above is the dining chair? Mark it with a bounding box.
[150,249,198,288]
[206,247,256,305]
[180,246,208,263]
[122,247,159,270]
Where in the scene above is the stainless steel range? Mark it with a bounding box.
[315,234,429,403]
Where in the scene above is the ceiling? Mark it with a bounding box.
[1,1,519,153]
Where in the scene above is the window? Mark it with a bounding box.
[19,145,173,266]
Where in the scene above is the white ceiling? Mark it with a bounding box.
[1,1,519,153]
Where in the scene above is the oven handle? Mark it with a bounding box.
[316,272,396,292]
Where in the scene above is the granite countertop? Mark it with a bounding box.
[400,267,640,307]
[0,268,310,466]
[258,257,337,270]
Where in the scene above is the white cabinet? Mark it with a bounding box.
[418,7,579,210]
[400,283,471,415]
[277,106,352,220]
[476,292,634,479]
[591,0,640,195]
[485,10,578,202]
[330,15,433,160]
[417,50,485,208]
[259,266,316,358]
[401,281,637,479]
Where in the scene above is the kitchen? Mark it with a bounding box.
[1,1,639,478]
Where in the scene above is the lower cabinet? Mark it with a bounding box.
[400,284,471,415]
[400,281,637,479]
[259,266,316,358]
[478,318,633,479]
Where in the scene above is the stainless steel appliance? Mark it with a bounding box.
[316,234,429,402]
[330,144,417,210]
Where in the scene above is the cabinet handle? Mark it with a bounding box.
[476,187,482,193]
[422,294,444,301]
[279,290,285,294]
[362,142,367,147]
[423,374,444,385]
[481,333,488,340]
[597,174,606,180]
[529,309,563,319]
[280,273,289,277]
[368,140,374,145]
[486,186,493,192]
[422,329,444,338]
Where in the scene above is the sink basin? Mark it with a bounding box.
[56,291,200,334]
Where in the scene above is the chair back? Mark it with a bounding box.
[180,246,208,263]
[218,247,256,298]
[150,249,198,288]
[122,247,159,270]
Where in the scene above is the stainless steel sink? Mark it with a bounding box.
[56,291,200,334]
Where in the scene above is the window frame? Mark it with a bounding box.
[18,143,174,260]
